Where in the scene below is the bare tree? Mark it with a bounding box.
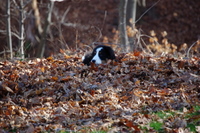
[36,0,54,58]
[119,0,138,52]
[11,0,31,59]
[126,0,137,27]
[127,0,137,51]
[19,0,25,59]
[6,0,13,59]
[31,0,55,58]
[119,0,129,52]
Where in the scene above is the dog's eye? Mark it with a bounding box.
[99,51,103,57]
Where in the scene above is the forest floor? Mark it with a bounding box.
[0,50,200,132]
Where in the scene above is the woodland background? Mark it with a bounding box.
[0,0,200,132]
[0,0,200,58]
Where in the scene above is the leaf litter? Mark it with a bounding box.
[0,51,200,132]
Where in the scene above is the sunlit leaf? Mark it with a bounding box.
[41,67,45,72]
[135,80,140,85]
[2,84,14,93]
[60,76,72,82]
[133,51,141,57]
[157,88,171,96]
[134,89,143,97]
[60,49,65,54]
[51,76,58,81]
[46,56,54,61]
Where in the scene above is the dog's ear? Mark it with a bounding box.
[107,47,115,60]
[82,53,93,66]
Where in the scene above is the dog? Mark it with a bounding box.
[82,45,115,65]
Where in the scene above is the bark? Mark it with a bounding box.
[6,0,13,59]
[19,0,25,59]
[127,0,137,51]
[126,0,137,27]
[119,0,129,52]
[35,0,54,58]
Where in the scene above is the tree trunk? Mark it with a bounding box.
[6,0,13,59]
[35,0,54,58]
[126,0,137,51]
[126,0,137,27]
[119,0,129,52]
[19,0,25,59]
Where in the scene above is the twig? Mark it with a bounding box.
[62,22,90,30]
[0,50,11,55]
[0,30,21,39]
[101,10,107,31]
[140,34,160,45]
[186,41,198,58]
[61,6,71,23]
[140,37,153,55]
[75,29,78,50]
[12,0,20,9]
[57,6,71,49]
[91,26,102,43]
[135,0,161,24]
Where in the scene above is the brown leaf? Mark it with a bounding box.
[157,88,171,96]
[65,55,72,59]
[59,49,65,54]
[133,51,141,56]
[60,76,72,82]
[125,120,133,128]
[35,89,43,95]
[46,56,54,61]
[134,89,143,97]
[10,73,19,80]
[40,67,45,72]
[178,61,185,69]
[89,90,95,96]
[5,110,11,116]
[152,96,159,103]
[90,62,98,71]
[134,80,140,85]
[2,84,14,93]
[125,119,140,131]
[51,76,58,81]
[120,95,129,101]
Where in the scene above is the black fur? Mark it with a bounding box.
[83,45,115,65]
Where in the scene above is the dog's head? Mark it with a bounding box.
[82,45,115,65]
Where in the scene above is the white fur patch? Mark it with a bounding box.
[91,47,103,64]
[82,55,85,61]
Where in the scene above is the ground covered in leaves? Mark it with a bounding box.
[0,50,200,132]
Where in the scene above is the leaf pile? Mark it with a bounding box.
[0,52,200,132]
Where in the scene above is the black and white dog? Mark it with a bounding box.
[82,45,115,65]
